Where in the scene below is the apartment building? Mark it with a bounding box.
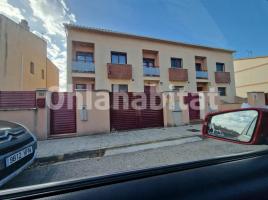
[0,14,59,91]
[65,24,236,103]
[234,56,268,98]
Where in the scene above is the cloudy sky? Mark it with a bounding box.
[1,0,268,90]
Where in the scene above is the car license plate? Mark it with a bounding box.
[6,146,33,167]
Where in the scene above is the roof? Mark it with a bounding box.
[234,55,268,61]
[64,24,235,53]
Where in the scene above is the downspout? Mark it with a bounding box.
[20,55,24,90]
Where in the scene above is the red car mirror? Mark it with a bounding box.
[202,108,268,145]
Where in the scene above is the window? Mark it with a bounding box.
[30,62,34,74]
[111,52,127,64]
[41,69,45,80]
[143,58,155,67]
[171,58,182,68]
[172,86,184,91]
[112,84,128,92]
[195,63,202,71]
[76,52,94,63]
[216,63,225,72]
[218,87,226,96]
[75,84,87,90]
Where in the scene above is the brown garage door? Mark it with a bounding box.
[50,92,77,135]
[110,92,163,131]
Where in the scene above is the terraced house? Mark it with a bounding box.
[65,24,236,103]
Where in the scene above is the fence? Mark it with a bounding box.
[0,91,36,109]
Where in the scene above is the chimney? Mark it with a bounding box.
[19,19,29,31]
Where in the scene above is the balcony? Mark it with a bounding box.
[196,71,208,79]
[169,68,188,82]
[72,61,95,73]
[107,63,132,80]
[143,66,160,77]
[215,72,231,83]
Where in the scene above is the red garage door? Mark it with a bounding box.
[50,92,77,135]
[110,92,164,131]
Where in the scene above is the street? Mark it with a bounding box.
[2,137,267,190]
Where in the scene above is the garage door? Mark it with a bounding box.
[110,92,164,131]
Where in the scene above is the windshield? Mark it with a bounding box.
[1,0,268,191]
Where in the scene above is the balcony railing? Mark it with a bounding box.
[143,66,160,77]
[169,68,188,82]
[196,71,208,79]
[107,63,132,79]
[215,72,231,83]
[72,61,95,73]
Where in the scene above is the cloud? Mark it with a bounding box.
[0,0,76,91]
[0,0,25,21]
[28,0,76,37]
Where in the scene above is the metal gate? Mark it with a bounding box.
[50,92,77,135]
[185,93,200,121]
[110,92,164,131]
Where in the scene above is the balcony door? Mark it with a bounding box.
[195,63,202,71]
[76,52,94,63]
[143,58,155,68]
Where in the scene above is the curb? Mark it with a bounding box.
[33,135,202,167]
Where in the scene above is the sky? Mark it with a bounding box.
[1,0,268,90]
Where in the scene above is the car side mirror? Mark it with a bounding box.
[202,108,268,145]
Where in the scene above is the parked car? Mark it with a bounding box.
[0,121,37,187]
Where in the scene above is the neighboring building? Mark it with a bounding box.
[234,56,268,98]
[46,58,59,89]
[0,14,59,91]
[65,24,236,103]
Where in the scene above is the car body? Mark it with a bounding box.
[0,121,37,187]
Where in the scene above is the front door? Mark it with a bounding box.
[185,93,200,121]
[50,92,77,135]
[144,86,156,93]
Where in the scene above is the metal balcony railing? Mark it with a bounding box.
[143,66,160,76]
[72,61,95,73]
[196,71,208,79]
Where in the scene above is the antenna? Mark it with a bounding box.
[246,50,253,57]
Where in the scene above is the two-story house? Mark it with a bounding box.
[65,24,236,103]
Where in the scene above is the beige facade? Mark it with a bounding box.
[46,58,59,89]
[0,14,59,91]
[234,56,268,98]
[65,24,236,103]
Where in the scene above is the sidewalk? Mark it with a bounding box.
[35,124,202,165]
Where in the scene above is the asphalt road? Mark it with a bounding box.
[2,138,268,190]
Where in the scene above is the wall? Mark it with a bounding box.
[0,90,49,140]
[234,57,268,98]
[247,92,266,106]
[75,91,110,135]
[218,103,242,111]
[67,27,236,103]
[46,58,59,90]
[0,14,47,91]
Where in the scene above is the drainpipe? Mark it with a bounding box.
[20,55,24,90]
